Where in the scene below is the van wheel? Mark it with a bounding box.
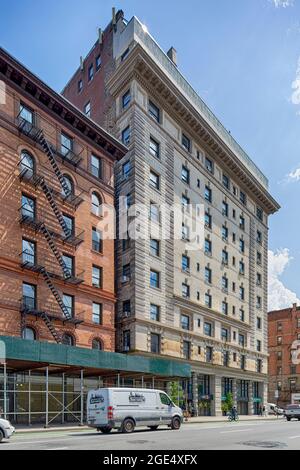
[171,416,181,430]
[122,418,135,434]
[149,426,159,431]
[99,426,112,434]
[287,417,291,421]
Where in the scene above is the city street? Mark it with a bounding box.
[2,419,300,450]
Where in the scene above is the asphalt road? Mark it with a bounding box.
[1,419,300,450]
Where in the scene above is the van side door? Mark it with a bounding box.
[159,393,173,424]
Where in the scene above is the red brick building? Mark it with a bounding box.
[0,46,127,350]
[268,304,300,407]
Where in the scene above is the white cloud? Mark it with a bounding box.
[291,58,300,106]
[271,0,294,7]
[268,248,300,310]
[287,167,300,181]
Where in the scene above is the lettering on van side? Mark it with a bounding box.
[128,392,146,403]
[90,393,105,404]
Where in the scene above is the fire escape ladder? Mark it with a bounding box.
[40,267,72,320]
[39,177,71,238]
[39,223,71,279]
[38,132,72,197]
[40,312,62,344]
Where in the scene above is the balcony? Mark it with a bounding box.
[20,296,83,326]
[17,115,42,141]
[55,145,83,167]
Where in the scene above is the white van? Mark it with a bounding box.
[87,388,183,434]
[0,418,15,442]
[267,403,284,415]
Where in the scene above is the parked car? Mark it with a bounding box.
[87,388,183,434]
[267,403,284,415]
[284,404,300,421]
[0,418,15,442]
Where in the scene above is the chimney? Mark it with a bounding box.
[80,56,84,71]
[112,7,116,27]
[167,47,177,66]
[98,28,103,45]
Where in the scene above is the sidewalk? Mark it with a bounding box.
[13,415,284,434]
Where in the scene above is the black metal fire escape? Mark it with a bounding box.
[18,115,84,343]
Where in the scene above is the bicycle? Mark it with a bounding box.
[227,412,239,422]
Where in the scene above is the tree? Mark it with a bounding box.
[169,382,184,407]
[222,392,234,415]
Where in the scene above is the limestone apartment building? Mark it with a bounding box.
[63,10,280,416]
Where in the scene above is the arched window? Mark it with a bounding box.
[91,192,102,217]
[62,175,74,197]
[20,150,35,178]
[92,338,103,350]
[22,327,36,341]
[62,333,75,346]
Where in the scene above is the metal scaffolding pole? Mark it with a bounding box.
[3,362,7,420]
[62,373,65,425]
[28,370,31,426]
[152,377,155,389]
[117,373,120,387]
[141,376,144,388]
[45,367,49,428]
[80,370,84,426]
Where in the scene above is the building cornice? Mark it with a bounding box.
[107,45,280,215]
[0,47,127,161]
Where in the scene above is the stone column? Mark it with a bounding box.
[232,379,238,408]
[261,381,268,407]
[248,381,254,415]
[192,372,199,416]
[211,375,222,416]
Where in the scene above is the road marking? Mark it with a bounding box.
[220,428,252,434]
[289,435,300,440]
[48,447,69,450]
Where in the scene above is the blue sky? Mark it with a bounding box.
[1,0,300,308]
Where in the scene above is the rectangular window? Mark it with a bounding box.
[256,206,263,221]
[240,308,245,322]
[123,330,131,350]
[122,126,131,145]
[92,266,102,288]
[121,48,130,61]
[63,214,74,235]
[205,157,213,173]
[205,239,212,255]
[222,250,228,265]
[84,101,91,117]
[204,322,212,337]
[22,238,36,265]
[61,133,73,157]
[205,267,212,284]
[96,55,101,71]
[222,225,228,241]
[123,300,131,317]
[182,283,190,299]
[88,64,94,81]
[205,186,212,203]
[92,302,102,324]
[183,341,191,360]
[122,264,131,283]
[91,154,102,179]
[206,346,213,362]
[122,160,131,179]
[222,201,229,217]
[223,174,230,189]
[150,137,160,159]
[239,215,245,230]
[257,296,262,309]
[205,212,212,229]
[222,301,228,316]
[257,317,262,329]
[21,194,35,221]
[221,327,229,341]
[92,227,102,253]
[182,224,190,241]
[257,340,261,352]
[122,90,131,109]
[181,165,190,184]
[181,314,190,331]
[205,293,212,308]
[63,294,74,317]
[239,334,245,347]
[149,170,160,190]
[62,254,74,277]
[240,191,246,205]
[149,101,160,123]
[22,282,36,310]
[151,333,161,354]
[182,255,190,272]
[239,261,245,275]
[239,239,245,253]
[257,251,262,265]
[182,194,190,209]
[150,269,160,289]
[182,134,191,152]
[222,276,228,291]
[150,304,160,322]
[78,80,83,93]
[239,286,245,301]
[19,103,34,124]
[257,231,262,244]
[150,203,160,223]
[150,239,160,257]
